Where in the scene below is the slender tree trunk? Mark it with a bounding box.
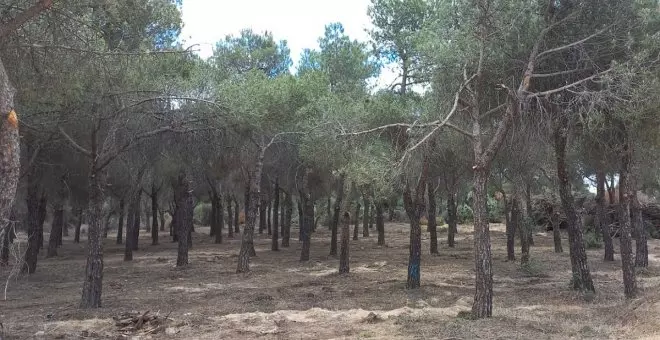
[608,175,616,204]
[447,192,457,248]
[210,191,216,237]
[353,203,360,240]
[300,171,314,262]
[22,172,40,273]
[326,197,332,229]
[124,199,136,261]
[237,147,267,273]
[618,137,637,298]
[272,178,279,251]
[339,211,350,274]
[159,209,165,231]
[227,196,234,238]
[297,199,303,241]
[151,188,159,245]
[38,194,46,251]
[506,196,516,261]
[427,183,438,254]
[215,192,223,244]
[554,121,594,292]
[176,172,193,267]
[267,199,272,235]
[596,168,614,261]
[132,196,140,251]
[233,197,240,234]
[259,196,266,234]
[0,227,9,266]
[516,197,529,265]
[74,208,83,243]
[282,192,292,247]
[551,206,562,253]
[362,195,370,237]
[80,171,104,308]
[330,174,345,256]
[47,204,64,258]
[632,193,647,268]
[524,183,534,246]
[376,202,385,246]
[116,199,125,244]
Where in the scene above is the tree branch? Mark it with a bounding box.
[0,0,52,40]
[58,127,91,158]
[537,24,615,59]
[529,68,612,98]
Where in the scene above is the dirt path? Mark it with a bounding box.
[1,223,659,339]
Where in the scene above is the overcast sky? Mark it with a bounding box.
[179,0,398,88]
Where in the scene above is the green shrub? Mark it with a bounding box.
[583,231,602,249]
[457,204,473,224]
[520,258,547,277]
[487,196,504,223]
[193,203,212,226]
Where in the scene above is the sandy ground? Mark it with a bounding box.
[1,222,660,340]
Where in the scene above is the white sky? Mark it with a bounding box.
[179,0,398,88]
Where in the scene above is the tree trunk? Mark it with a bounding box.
[282,192,292,247]
[618,138,637,298]
[0,229,9,266]
[595,168,614,261]
[471,169,493,317]
[37,193,46,251]
[524,183,534,246]
[227,196,234,238]
[362,195,370,237]
[516,197,529,265]
[403,187,424,289]
[272,178,279,251]
[233,197,240,233]
[259,196,266,234]
[80,172,104,308]
[300,171,314,262]
[505,195,516,261]
[237,147,267,273]
[554,121,594,293]
[297,199,303,241]
[124,199,136,261]
[353,203,360,240]
[151,188,159,245]
[159,209,165,231]
[214,192,223,244]
[176,172,193,267]
[0,58,21,273]
[447,192,457,248]
[326,196,332,229]
[632,193,647,268]
[267,199,272,235]
[330,174,345,256]
[339,211,350,274]
[132,196,140,251]
[607,175,616,204]
[74,208,83,243]
[427,183,438,254]
[22,172,40,273]
[47,204,64,258]
[376,202,385,246]
[116,199,125,244]
[551,206,562,253]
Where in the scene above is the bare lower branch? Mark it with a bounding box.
[530,68,612,98]
[537,24,615,59]
[58,127,91,158]
[0,0,52,40]
[11,43,200,56]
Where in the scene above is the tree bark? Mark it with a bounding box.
[427,183,438,254]
[300,170,314,262]
[362,194,370,237]
[297,199,303,241]
[159,209,165,231]
[116,199,125,244]
[505,195,516,261]
[151,186,159,245]
[215,192,223,244]
[281,191,292,247]
[353,203,360,240]
[22,171,40,273]
[37,193,46,251]
[472,169,493,317]
[267,199,272,235]
[632,193,647,268]
[176,172,193,267]
[227,196,234,238]
[259,196,267,234]
[74,208,83,243]
[330,174,345,255]
[618,137,637,298]
[551,206,562,253]
[233,197,240,233]
[47,203,64,258]
[516,197,529,265]
[447,192,457,248]
[132,196,140,251]
[339,211,351,274]
[595,168,614,261]
[237,146,267,273]
[554,121,594,293]
[124,198,136,261]
[524,182,534,246]
[272,178,279,251]
[80,172,104,308]
[376,202,385,246]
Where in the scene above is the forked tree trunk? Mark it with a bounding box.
[554,121,594,293]
[330,174,345,256]
[632,193,648,268]
[427,183,438,254]
[74,208,83,243]
[281,192,292,247]
[237,147,267,273]
[272,179,280,251]
[447,192,457,248]
[595,168,613,261]
[227,196,234,238]
[116,199,125,244]
[362,195,370,237]
[353,203,360,240]
[339,211,351,274]
[618,138,636,298]
[176,172,194,267]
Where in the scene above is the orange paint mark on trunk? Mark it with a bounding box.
[7,109,18,128]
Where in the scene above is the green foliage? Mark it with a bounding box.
[583,231,603,249]
[519,258,548,278]
[193,203,212,226]
[487,196,503,223]
[457,204,473,224]
[213,29,292,78]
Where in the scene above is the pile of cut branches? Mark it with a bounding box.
[113,310,171,336]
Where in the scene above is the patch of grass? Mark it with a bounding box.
[519,259,548,278]
[456,310,474,320]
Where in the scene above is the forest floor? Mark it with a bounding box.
[2,222,660,339]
